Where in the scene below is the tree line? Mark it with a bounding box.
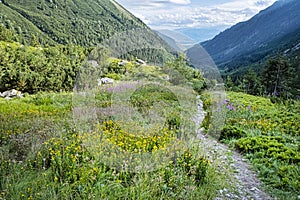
[225,55,299,99]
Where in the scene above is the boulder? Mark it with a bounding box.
[88,60,99,67]
[118,60,128,66]
[97,77,114,86]
[136,59,146,66]
[0,89,23,99]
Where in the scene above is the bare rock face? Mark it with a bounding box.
[0,89,23,99]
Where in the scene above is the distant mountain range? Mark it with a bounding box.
[156,29,196,50]
[155,26,227,51]
[176,26,228,43]
[0,0,146,46]
[192,0,300,72]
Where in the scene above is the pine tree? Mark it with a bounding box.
[225,75,235,91]
[262,55,293,98]
[242,69,263,95]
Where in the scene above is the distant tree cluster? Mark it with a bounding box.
[225,55,299,99]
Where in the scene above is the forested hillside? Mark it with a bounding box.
[186,0,300,98]
[0,0,146,46]
[200,0,300,67]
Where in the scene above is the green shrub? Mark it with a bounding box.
[130,83,182,129]
[235,136,300,193]
[219,125,247,140]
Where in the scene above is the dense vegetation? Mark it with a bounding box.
[0,18,213,197]
[0,55,224,199]
[0,0,145,46]
[219,92,299,199]
[0,40,85,93]
[1,89,299,199]
[0,1,299,199]
[224,55,299,99]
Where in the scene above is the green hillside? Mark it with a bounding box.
[220,27,300,75]
[0,0,146,46]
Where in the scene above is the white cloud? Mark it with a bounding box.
[116,0,277,29]
[169,0,191,5]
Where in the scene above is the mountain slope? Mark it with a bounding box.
[155,30,181,52]
[157,29,196,50]
[176,26,228,43]
[0,0,146,46]
[196,0,300,68]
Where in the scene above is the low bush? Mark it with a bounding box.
[224,92,300,198]
[219,125,247,140]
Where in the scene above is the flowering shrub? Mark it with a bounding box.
[152,149,210,197]
[236,136,300,191]
[102,120,175,152]
[224,92,300,197]
[175,150,210,186]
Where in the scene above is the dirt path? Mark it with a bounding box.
[195,99,271,200]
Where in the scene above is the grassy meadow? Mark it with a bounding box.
[0,86,230,199]
[0,89,299,199]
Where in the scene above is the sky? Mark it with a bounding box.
[115,0,277,30]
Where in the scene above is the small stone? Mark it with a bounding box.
[0,89,22,98]
[11,89,18,96]
[88,60,98,67]
[97,77,114,86]
[118,60,128,66]
[136,59,146,66]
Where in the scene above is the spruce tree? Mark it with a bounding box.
[262,55,293,98]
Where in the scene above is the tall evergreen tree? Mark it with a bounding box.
[242,69,263,95]
[262,55,293,98]
[225,75,235,91]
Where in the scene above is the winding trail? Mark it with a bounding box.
[195,99,271,200]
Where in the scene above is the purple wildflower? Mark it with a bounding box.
[227,104,235,111]
[107,87,113,92]
[223,99,230,105]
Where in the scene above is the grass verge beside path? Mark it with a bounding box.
[221,92,300,199]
